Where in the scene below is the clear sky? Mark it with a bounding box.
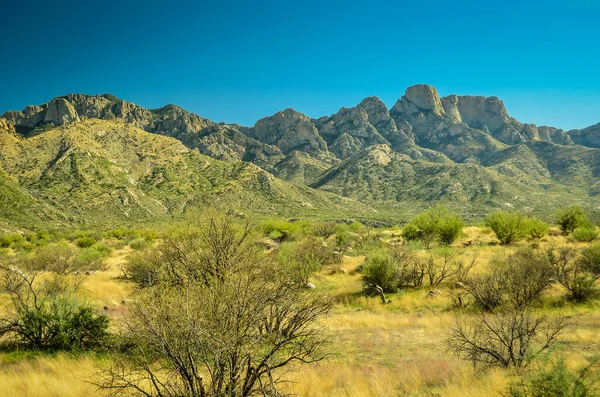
[1,0,599,129]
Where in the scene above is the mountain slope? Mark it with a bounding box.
[0,119,374,228]
[310,145,591,220]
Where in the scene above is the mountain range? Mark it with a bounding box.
[1,85,599,229]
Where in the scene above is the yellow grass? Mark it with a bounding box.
[0,228,598,396]
[0,355,99,397]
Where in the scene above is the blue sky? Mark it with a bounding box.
[1,0,599,129]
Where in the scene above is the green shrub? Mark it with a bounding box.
[335,231,352,252]
[23,243,78,273]
[260,218,301,242]
[105,228,146,242]
[129,238,150,251]
[0,234,24,248]
[142,229,159,242]
[76,248,108,272]
[312,222,337,239]
[92,241,112,255]
[402,206,464,248]
[573,227,599,243]
[437,216,465,246]
[401,223,421,242]
[15,298,108,350]
[557,206,591,236]
[124,250,160,287]
[23,243,106,274]
[278,238,339,284]
[0,273,109,350]
[361,247,424,293]
[486,211,528,245]
[349,222,364,233]
[525,218,550,239]
[76,236,97,248]
[507,356,600,397]
[24,231,51,246]
[580,244,600,276]
[549,248,599,302]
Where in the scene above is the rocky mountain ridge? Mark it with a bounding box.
[1,85,598,225]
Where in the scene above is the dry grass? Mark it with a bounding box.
[0,228,598,396]
[0,355,99,397]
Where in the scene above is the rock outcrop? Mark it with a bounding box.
[44,98,80,125]
[0,118,16,135]
[569,123,600,148]
[1,85,598,187]
[250,108,328,155]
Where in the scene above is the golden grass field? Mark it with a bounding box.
[1,227,599,396]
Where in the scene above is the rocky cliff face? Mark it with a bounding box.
[2,85,598,184]
[249,108,328,155]
[569,123,600,148]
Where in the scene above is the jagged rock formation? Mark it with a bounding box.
[569,123,600,148]
[250,108,329,155]
[1,84,598,225]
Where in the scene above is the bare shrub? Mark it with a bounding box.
[425,249,458,288]
[465,248,554,310]
[446,310,568,369]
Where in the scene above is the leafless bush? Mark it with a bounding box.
[446,309,568,369]
[426,249,458,288]
[465,248,554,310]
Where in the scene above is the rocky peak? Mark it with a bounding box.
[397,84,445,115]
[358,97,390,125]
[44,98,80,125]
[250,108,328,155]
[452,95,510,133]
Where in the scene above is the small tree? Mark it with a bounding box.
[557,206,590,236]
[498,248,555,308]
[486,211,528,245]
[100,212,332,397]
[580,244,600,275]
[466,271,505,311]
[465,248,554,310]
[425,249,458,288]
